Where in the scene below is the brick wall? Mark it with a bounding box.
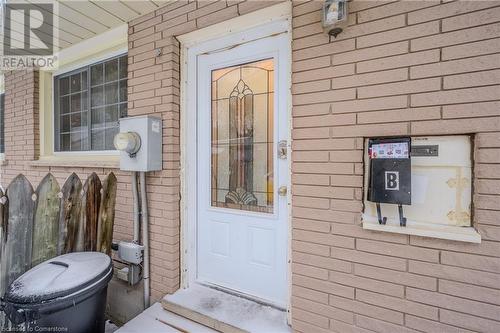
[2,70,39,165]
[290,1,500,332]
[0,75,142,300]
[1,0,500,331]
[0,70,139,291]
[0,0,282,305]
[125,0,285,300]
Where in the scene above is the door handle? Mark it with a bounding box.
[278,186,287,197]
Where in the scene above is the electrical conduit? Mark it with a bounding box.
[139,172,150,308]
[131,172,140,244]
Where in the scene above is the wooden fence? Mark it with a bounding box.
[0,172,118,299]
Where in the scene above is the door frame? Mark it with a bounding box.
[178,1,292,312]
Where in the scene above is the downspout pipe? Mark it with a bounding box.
[139,171,150,308]
[131,172,140,244]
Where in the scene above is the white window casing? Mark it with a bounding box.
[37,25,127,166]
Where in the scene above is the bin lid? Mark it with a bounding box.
[5,252,112,304]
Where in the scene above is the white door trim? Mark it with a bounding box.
[178,0,292,312]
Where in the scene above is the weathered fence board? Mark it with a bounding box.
[77,173,102,252]
[32,174,60,267]
[0,172,116,302]
[0,172,117,327]
[97,173,117,256]
[58,173,83,254]
[0,175,35,295]
[0,189,6,328]
[0,188,6,297]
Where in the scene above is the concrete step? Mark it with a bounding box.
[115,302,218,333]
[161,284,291,333]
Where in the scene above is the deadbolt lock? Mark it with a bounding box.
[278,140,287,159]
[278,186,287,197]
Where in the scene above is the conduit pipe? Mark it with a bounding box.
[139,171,150,308]
[131,172,140,244]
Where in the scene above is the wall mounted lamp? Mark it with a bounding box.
[322,0,348,38]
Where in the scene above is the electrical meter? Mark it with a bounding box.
[115,115,162,172]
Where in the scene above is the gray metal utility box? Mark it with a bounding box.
[118,115,162,172]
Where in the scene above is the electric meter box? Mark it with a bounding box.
[118,115,162,172]
[368,137,411,205]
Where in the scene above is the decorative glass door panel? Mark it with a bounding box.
[211,59,274,213]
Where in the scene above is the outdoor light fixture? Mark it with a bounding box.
[322,0,348,38]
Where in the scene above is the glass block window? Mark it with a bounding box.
[54,54,127,151]
[0,93,4,154]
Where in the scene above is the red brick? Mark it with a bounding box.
[294,275,354,299]
[357,107,441,124]
[332,68,408,89]
[358,78,441,99]
[358,0,438,23]
[293,296,354,324]
[439,279,500,306]
[411,54,500,79]
[356,239,439,262]
[411,117,500,135]
[357,22,439,48]
[294,251,351,274]
[405,315,475,333]
[408,0,499,25]
[356,289,438,320]
[411,22,500,51]
[441,251,500,273]
[442,37,500,60]
[330,247,407,271]
[442,101,500,119]
[409,261,500,289]
[330,270,404,297]
[440,309,500,333]
[354,264,436,291]
[411,86,500,107]
[406,288,500,321]
[331,41,408,66]
[329,295,404,325]
[358,49,439,73]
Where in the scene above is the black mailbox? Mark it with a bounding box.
[367,137,411,226]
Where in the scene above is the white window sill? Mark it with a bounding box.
[30,156,119,169]
[362,218,481,243]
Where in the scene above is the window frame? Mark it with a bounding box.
[52,50,127,155]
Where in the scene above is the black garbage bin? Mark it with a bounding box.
[2,252,113,333]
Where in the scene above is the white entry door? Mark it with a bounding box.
[196,33,290,307]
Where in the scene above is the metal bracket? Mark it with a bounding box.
[376,202,407,227]
[376,203,387,225]
[398,204,407,227]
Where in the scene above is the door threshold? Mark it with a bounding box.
[161,284,291,333]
